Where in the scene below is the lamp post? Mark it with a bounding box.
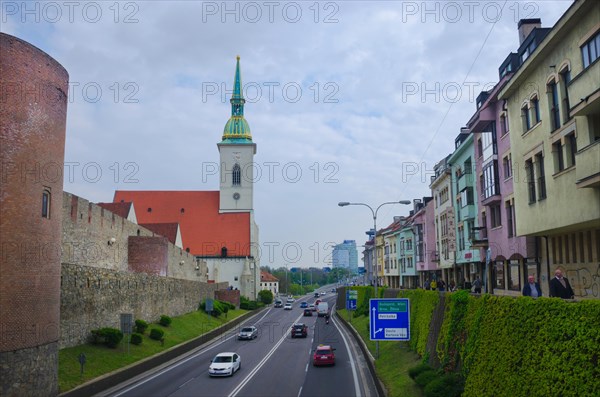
[338,200,411,359]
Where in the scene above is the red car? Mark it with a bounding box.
[313,345,336,366]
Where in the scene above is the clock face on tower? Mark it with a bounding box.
[233,192,240,200]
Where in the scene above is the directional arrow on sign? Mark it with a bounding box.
[371,306,377,337]
[374,328,383,335]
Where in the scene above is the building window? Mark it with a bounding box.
[482,161,499,199]
[495,261,505,289]
[521,104,531,132]
[500,114,508,136]
[581,31,600,69]
[42,189,51,218]
[458,226,465,251]
[506,200,514,238]
[565,133,577,167]
[490,204,502,228]
[531,96,541,124]
[503,154,512,179]
[560,68,571,124]
[548,81,560,131]
[526,159,536,204]
[553,140,564,173]
[477,138,483,158]
[536,153,546,200]
[232,164,241,186]
[508,260,521,291]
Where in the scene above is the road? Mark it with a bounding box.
[99,288,378,397]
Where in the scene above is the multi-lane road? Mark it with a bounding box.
[99,288,379,397]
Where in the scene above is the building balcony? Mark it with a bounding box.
[576,140,600,188]
[430,251,440,262]
[457,172,474,192]
[459,204,476,220]
[469,227,488,248]
[569,60,600,118]
[481,191,502,206]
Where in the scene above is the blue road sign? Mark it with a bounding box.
[346,289,357,310]
[369,298,410,341]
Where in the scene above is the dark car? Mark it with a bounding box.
[300,301,308,308]
[314,292,320,298]
[303,309,313,316]
[274,300,283,308]
[313,345,335,366]
[291,323,308,338]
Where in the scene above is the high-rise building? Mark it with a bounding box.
[332,240,358,274]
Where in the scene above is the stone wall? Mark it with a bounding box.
[128,236,169,276]
[62,192,200,280]
[60,263,227,348]
[215,289,241,308]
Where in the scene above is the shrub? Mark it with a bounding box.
[424,373,464,397]
[258,289,274,304]
[219,300,235,310]
[90,327,123,348]
[149,328,164,341]
[409,363,434,379]
[415,370,440,387]
[134,319,148,334]
[130,333,143,345]
[159,315,172,327]
[240,296,258,310]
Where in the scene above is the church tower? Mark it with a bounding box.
[218,56,257,213]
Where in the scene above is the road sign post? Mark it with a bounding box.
[346,289,358,322]
[369,298,410,341]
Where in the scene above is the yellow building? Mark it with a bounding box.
[499,0,600,299]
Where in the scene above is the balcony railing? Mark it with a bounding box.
[576,140,600,188]
[470,227,488,248]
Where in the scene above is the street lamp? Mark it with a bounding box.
[338,200,411,358]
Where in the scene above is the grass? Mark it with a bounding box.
[339,309,423,397]
[58,309,247,393]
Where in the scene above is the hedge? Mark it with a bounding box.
[396,289,439,357]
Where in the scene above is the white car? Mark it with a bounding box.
[284,303,293,310]
[208,352,241,377]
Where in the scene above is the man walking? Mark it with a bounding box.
[522,275,542,298]
[549,268,575,299]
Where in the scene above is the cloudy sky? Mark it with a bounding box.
[4,0,572,269]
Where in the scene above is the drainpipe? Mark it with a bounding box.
[540,236,551,293]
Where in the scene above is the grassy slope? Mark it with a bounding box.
[59,309,246,392]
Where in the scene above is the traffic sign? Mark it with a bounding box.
[369,298,410,341]
[346,289,357,310]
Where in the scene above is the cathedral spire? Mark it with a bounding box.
[222,56,252,143]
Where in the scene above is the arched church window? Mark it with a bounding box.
[232,164,241,186]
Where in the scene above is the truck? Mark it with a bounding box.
[317,302,329,317]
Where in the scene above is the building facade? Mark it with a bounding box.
[499,0,600,298]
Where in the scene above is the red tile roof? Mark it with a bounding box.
[140,223,179,245]
[113,191,250,256]
[97,202,132,219]
[261,271,278,282]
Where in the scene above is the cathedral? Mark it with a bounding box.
[113,57,261,299]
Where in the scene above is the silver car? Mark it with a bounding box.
[238,326,258,340]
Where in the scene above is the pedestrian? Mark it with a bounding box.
[430,279,437,291]
[472,277,482,294]
[424,279,431,290]
[549,268,574,299]
[438,279,446,291]
[449,280,456,292]
[522,275,542,298]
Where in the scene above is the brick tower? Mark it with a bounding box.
[0,33,69,396]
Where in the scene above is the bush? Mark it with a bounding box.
[90,327,123,348]
[258,290,274,304]
[409,363,434,379]
[415,370,440,387]
[130,333,143,345]
[424,373,464,397]
[149,328,164,341]
[134,319,148,334]
[240,296,258,310]
[159,315,172,327]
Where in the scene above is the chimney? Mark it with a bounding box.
[518,19,541,45]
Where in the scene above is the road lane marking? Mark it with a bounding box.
[228,312,303,397]
[331,304,362,397]
[297,386,303,397]
[178,378,194,389]
[109,307,275,397]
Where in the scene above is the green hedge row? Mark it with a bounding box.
[350,287,600,396]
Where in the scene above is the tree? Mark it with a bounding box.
[258,289,274,304]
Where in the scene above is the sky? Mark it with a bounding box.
[2,0,573,269]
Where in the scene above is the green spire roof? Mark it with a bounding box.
[222,56,252,143]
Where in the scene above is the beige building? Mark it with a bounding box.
[499,0,600,299]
